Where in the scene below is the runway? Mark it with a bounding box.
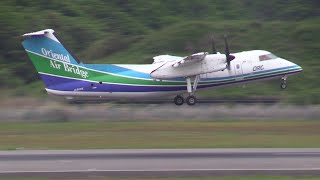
[1,148,320,178]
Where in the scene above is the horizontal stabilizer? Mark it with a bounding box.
[22,29,55,37]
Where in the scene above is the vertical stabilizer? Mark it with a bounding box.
[21,29,87,88]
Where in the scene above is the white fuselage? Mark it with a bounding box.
[46,50,303,101]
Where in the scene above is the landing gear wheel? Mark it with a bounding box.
[186,95,197,106]
[280,82,287,89]
[174,95,184,106]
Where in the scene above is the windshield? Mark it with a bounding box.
[259,53,278,61]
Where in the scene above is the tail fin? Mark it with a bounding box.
[22,29,85,88]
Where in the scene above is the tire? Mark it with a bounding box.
[174,95,184,105]
[280,83,287,89]
[186,96,197,106]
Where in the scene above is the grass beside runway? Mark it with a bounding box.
[0,120,320,150]
[80,177,320,180]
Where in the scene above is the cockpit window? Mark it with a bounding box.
[259,53,278,61]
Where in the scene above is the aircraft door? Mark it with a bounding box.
[234,62,244,80]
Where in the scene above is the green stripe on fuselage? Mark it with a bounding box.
[27,52,185,86]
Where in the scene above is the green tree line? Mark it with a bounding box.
[0,0,319,103]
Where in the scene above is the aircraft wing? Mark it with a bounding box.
[172,52,208,67]
[153,55,183,63]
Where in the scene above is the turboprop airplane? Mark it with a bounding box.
[22,29,303,105]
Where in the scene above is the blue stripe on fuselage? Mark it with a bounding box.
[40,73,186,92]
[40,67,302,92]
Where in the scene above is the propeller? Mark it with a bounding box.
[211,34,217,54]
[224,35,235,69]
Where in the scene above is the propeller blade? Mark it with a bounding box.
[223,35,235,69]
[224,34,230,56]
[211,34,217,54]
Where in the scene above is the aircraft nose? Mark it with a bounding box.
[291,63,303,74]
[283,58,303,73]
[295,63,303,72]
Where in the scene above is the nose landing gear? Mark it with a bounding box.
[280,76,287,89]
[281,82,287,89]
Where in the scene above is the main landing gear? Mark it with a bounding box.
[174,95,184,105]
[173,75,200,106]
[280,76,287,89]
[186,95,197,106]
